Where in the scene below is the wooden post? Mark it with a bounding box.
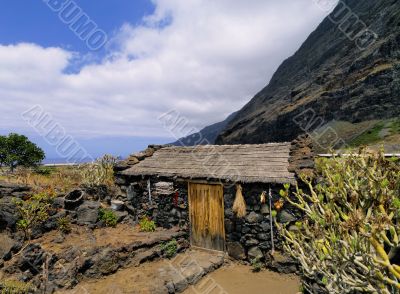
[147,179,152,204]
[269,185,275,254]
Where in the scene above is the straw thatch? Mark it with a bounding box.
[233,184,246,218]
[122,143,296,184]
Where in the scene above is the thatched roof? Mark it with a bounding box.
[122,143,296,184]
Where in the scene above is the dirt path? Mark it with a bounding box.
[60,252,300,294]
[59,250,225,294]
[183,263,300,294]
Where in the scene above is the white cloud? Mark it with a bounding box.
[0,0,332,139]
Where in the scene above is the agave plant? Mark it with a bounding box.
[277,149,400,293]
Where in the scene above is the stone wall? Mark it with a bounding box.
[116,176,189,230]
[288,134,315,178]
[223,183,297,264]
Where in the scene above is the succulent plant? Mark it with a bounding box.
[277,148,400,293]
[79,154,117,187]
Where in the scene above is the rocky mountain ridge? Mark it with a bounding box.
[210,0,400,151]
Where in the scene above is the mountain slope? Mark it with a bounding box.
[172,112,237,146]
[216,0,400,151]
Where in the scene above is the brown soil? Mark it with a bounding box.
[184,263,300,294]
[59,250,225,294]
[59,258,172,294]
[59,255,300,294]
[36,224,179,254]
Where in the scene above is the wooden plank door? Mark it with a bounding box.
[188,182,225,251]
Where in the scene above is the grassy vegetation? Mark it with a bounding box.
[161,239,178,258]
[348,121,386,147]
[139,217,156,232]
[250,257,263,272]
[389,118,400,135]
[0,154,118,192]
[0,166,82,192]
[0,279,34,294]
[348,118,400,148]
[57,216,72,234]
[98,208,118,227]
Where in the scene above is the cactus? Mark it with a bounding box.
[277,148,400,293]
[79,154,117,187]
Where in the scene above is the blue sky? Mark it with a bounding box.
[0,0,154,53]
[0,0,333,162]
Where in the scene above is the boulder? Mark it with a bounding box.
[245,238,259,247]
[114,211,128,222]
[259,221,270,232]
[258,241,271,250]
[245,211,263,224]
[270,251,298,274]
[0,210,17,231]
[44,211,67,232]
[260,204,270,215]
[76,201,100,225]
[248,246,263,260]
[17,244,46,275]
[52,197,65,210]
[224,219,233,233]
[226,242,246,260]
[0,197,18,231]
[0,233,15,260]
[278,210,296,223]
[224,208,233,218]
[257,233,269,241]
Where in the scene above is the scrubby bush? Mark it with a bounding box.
[57,216,72,234]
[161,239,178,258]
[34,166,53,176]
[139,217,156,232]
[278,149,400,293]
[98,208,117,227]
[13,189,56,240]
[0,280,34,294]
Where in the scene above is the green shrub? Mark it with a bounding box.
[13,190,55,240]
[0,280,34,294]
[250,257,263,272]
[161,239,178,258]
[34,166,53,176]
[57,216,72,234]
[277,149,400,293]
[139,217,156,232]
[98,208,117,227]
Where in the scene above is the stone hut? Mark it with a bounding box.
[115,138,313,262]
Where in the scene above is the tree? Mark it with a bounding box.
[0,135,7,168]
[0,133,45,172]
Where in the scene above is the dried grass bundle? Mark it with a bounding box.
[260,191,266,204]
[233,183,246,218]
